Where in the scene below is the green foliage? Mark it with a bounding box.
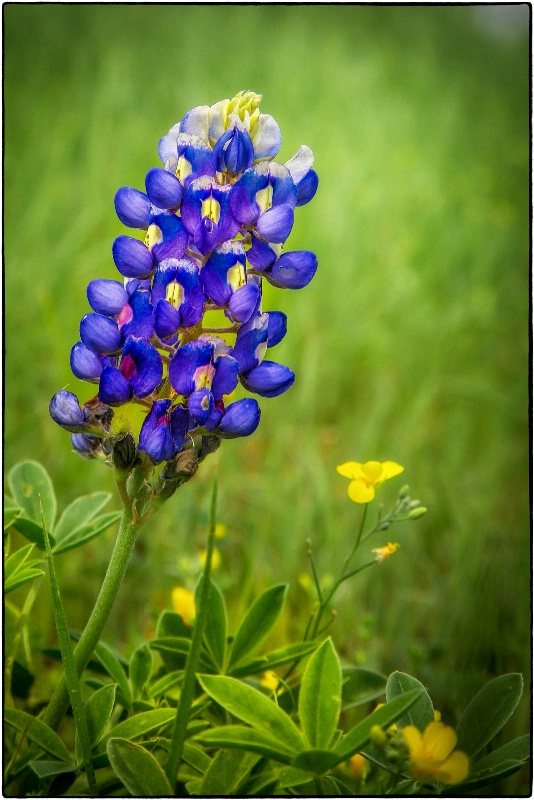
[4,708,71,762]
[9,460,57,533]
[444,734,531,794]
[129,644,154,698]
[342,667,387,709]
[386,670,435,730]
[107,738,173,796]
[228,583,288,669]
[456,673,524,756]
[299,638,341,749]
[4,543,44,594]
[196,577,227,672]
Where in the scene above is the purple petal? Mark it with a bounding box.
[246,234,279,271]
[217,398,261,438]
[99,366,132,405]
[49,390,86,431]
[119,289,154,340]
[211,355,240,399]
[168,340,214,397]
[169,405,190,449]
[296,170,319,206]
[113,236,154,279]
[266,311,287,347]
[145,167,183,209]
[148,214,188,263]
[114,187,151,228]
[80,313,123,355]
[266,251,318,290]
[240,360,295,398]
[255,205,294,244]
[284,145,314,185]
[71,433,99,459]
[230,167,265,225]
[87,279,129,316]
[228,283,261,323]
[155,299,181,339]
[188,388,214,425]
[70,341,104,382]
[122,337,163,398]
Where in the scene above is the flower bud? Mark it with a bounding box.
[370,724,388,748]
[110,432,139,471]
[49,390,87,432]
[409,506,427,520]
[398,484,410,499]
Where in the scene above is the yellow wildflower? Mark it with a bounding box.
[349,753,369,781]
[199,547,221,570]
[372,542,400,561]
[171,587,196,626]
[215,522,227,539]
[260,670,279,691]
[433,709,442,721]
[403,721,469,785]
[336,461,404,503]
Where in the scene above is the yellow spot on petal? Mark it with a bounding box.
[145,224,163,250]
[201,196,221,223]
[227,262,246,292]
[165,281,184,309]
[176,156,192,184]
[255,184,273,214]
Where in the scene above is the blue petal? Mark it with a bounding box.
[266,311,287,347]
[252,114,282,160]
[230,167,265,225]
[143,423,175,463]
[240,360,295,397]
[246,234,279,271]
[49,390,86,431]
[71,433,99,459]
[217,398,261,438]
[266,251,318,290]
[232,317,269,373]
[113,236,154,279]
[122,337,163,398]
[149,214,188,263]
[139,399,172,449]
[228,283,261,323]
[70,341,104,382]
[114,187,151,228]
[155,299,181,339]
[202,242,246,307]
[255,205,294,244]
[176,133,216,185]
[213,126,254,173]
[80,313,123,355]
[188,388,214,425]
[168,340,214,396]
[211,355,240,399]
[99,366,132,405]
[169,405,190,450]
[145,167,183,209]
[296,169,319,206]
[120,289,154,340]
[87,279,129,316]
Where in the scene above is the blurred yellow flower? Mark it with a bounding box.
[260,670,279,691]
[372,542,400,562]
[336,460,404,503]
[433,709,442,721]
[171,587,196,626]
[199,547,221,570]
[403,721,469,785]
[349,753,369,781]
[215,522,227,539]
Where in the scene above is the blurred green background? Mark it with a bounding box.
[5,4,530,791]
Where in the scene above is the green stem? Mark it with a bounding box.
[166,478,218,790]
[42,502,140,731]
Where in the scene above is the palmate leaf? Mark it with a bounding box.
[53,492,112,542]
[299,638,341,749]
[12,516,53,550]
[198,674,305,752]
[52,511,121,555]
[342,667,387,709]
[455,673,524,757]
[4,495,22,531]
[228,584,288,669]
[96,708,176,753]
[107,737,173,797]
[196,725,296,765]
[8,460,57,532]
[4,543,45,594]
[386,670,434,731]
[196,576,227,672]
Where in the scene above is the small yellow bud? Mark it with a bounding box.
[171,587,196,626]
[260,670,279,691]
[349,753,369,781]
[199,547,221,570]
[214,522,227,539]
[372,542,400,561]
[370,724,387,748]
[433,709,442,721]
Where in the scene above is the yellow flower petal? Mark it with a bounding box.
[361,461,384,482]
[336,461,363,479]
[171,587,196,626]
[381,461,404,480]
[424,721,457,761]
[402,725,423,753]
[348,480,375,503]
[434,751,469,785]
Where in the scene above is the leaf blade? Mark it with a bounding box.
[456,673,524,756]
[228,584,288,669]
[107,737,173,796]
[299,638,341,749]
[9,460,57,531]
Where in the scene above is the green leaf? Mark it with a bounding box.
[97,708,176,752]
[4,708,71,762]
[228,584,288,669]
[182,741,212,774]
[107,737,173,796]
[150,636,191,656]
[76,684,117,760]
[276,766,314,788]
[4,544,45,594]
[293,749,342,774]
[456,673,523,756]
[4,496,22,531]
[443,735,531,794]
[28,760,76,780]
[155,610,191,672]
[9,461,57,531]
[199,748,259,795]
[53,492,112,543]
[147,670,182,700]
[332,688,423,765]
[196,725,295,764]
[12,516,53,550]
[52,511,121,555]
[386,671,434,731]
[342,667,387,709]
[196,577,227,672]
[198,674,305,752]
[95,641,132,707]
[130,644,153,698]
[230,642,318,678]
[299,638,341,749]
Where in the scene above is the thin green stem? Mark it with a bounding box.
[42,502,140,731]
[166,478,218,790]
